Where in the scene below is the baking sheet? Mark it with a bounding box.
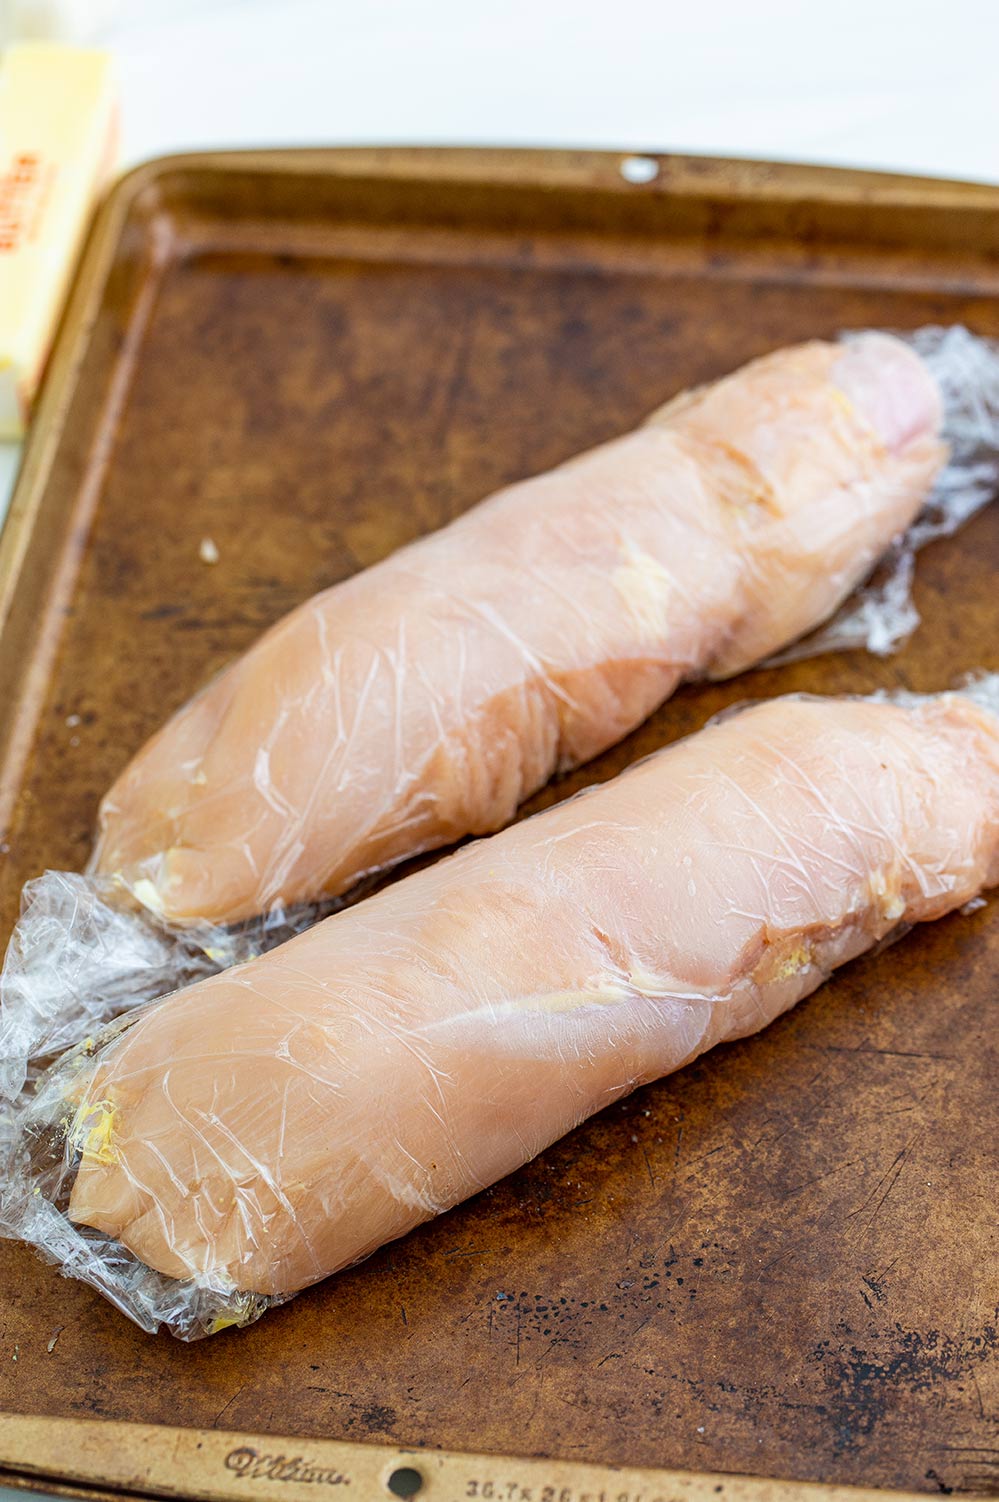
[0,149,996,1496]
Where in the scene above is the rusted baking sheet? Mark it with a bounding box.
[0,150,996,1499]
[0,1414,960,1502]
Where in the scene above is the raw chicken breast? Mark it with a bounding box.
[91,335,945,925]
[69,687,999,1306]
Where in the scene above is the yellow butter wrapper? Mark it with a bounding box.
[0,43,118,438]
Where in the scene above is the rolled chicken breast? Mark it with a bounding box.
[68,685,999,1310]
[91,335,945,925]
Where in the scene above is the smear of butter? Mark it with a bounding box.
[627,963,671,997]
[772,944,811,981]
[829,382,883,456]
[868,870,906,923]
[829,385,856,420]
[752,939,812,989]
[209,1313,244,1334]
[507,979,628,1015]
[130,876,165,917]
[208,1293,267,1334]
[611,540,672,636]
[71,1099,118,1166]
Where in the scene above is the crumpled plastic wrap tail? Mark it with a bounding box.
[1,326,998,1114]
[0,874,345,1100]
[2,680,999,1339]
[0,1053,283,1334]
[767,326,999,663]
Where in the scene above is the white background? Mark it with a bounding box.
[2,0,999,511]
[1,0,999,1485]
[111,0,999,182]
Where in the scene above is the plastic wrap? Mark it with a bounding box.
[82,330,959,926]
[2,326,999,1102]
[0,873,342,1099]
[769,326,999,663]
[2,682,999,1338]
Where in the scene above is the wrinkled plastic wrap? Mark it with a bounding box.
[2,327,999,1102]
[770,327,999,662]
[81,329,967,926]
[2,682,999,1338]
[0,874,344,1098]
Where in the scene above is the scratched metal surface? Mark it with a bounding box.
[0,152,996,1496]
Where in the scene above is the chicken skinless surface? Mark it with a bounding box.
[90,335,945,925]
[67,687,999,1315]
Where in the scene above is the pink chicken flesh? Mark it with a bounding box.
[69,688,999,1302]
[91,335,945,925]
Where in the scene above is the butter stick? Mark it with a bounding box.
[0,43,117,438]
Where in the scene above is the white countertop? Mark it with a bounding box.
[112,0,999,180]
[2,0,998,514]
